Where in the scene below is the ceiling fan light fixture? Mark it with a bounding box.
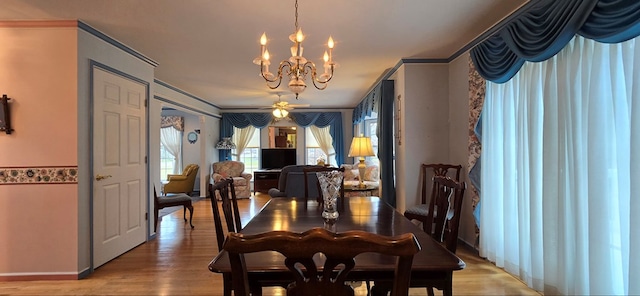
[273,108,282,118]
[254,0,335,99]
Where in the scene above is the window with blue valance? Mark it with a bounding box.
[219,112,344,165]
[471,0,640,83]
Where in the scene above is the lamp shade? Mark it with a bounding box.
[215,137,236,150]
[348,136,375,157]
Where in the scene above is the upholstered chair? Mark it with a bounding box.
[211,161,252,199]
[164,164,199,195]
[268,165,323,199]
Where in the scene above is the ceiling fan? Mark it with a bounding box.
[261,93,309,118]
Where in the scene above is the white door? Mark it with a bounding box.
[92,67,147,268]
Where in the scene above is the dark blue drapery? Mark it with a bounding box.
[376,81,396,207]
[471,0,640,83]
[351,81,396,206]
[218,112,344,164]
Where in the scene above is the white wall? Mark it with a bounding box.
[78,26,157,273]
[153,82,221,201]
[393,63,450,213]
[388,56,477,248]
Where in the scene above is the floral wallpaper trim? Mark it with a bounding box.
[161,116,184,131]
[0,166,78,184]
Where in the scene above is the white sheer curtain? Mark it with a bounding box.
[232,126,256,161]
[160,127,182,174]
[481,35,640,295]
[309,125,336,165]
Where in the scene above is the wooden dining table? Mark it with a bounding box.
[208,196,465,296]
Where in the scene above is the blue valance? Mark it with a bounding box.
[218,112,344,165]
[352,85,379,124]
[471,0,640,83]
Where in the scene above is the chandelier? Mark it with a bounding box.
[253,0,336,99]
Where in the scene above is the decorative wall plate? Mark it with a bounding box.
[187,131,198,144]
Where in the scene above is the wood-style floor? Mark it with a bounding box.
[0,193,542,295]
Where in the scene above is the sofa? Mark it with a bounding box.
[268,165,323,199]
[211,161,252,199]
[341,160,380,196]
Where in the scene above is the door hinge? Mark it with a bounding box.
[145,212,148,220]
[144,99,147,107]
[145,156,147,164]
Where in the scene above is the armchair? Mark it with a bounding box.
[164,164,199,195]
[211,161,252,198]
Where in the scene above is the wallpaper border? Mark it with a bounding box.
[0,166,78,185]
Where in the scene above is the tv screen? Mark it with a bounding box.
[261,148,296,169]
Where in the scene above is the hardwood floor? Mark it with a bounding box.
[0,193,541,295]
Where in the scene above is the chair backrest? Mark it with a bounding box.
[208,178,242,251]
[431,175,466,253]
[272,165,323,198]
[212,161,245,177]
[420,163,462,204]
[183,164,199,176]
[303,167,345,206]
[223,227,421,296]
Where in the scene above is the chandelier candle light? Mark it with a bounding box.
[253,0,336,99]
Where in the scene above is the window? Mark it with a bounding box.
[231,127,260,176]
[160,143,176,181]
[364,118,379,162]
[305,127,324,165]
[305,126,337,166]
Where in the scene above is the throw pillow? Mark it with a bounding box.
[344,169,359,181]
[364,166,379,182]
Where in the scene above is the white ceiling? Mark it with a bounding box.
[1,0,526,109]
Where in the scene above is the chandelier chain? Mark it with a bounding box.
[294,0,299,30]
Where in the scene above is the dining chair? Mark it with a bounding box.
[209,178,242,296]
[431,175,467,253]
[303,166,345,207]
[153,185,194,232]
[223,227,421,296]
[426,175,466,296]
[404,163,462,235]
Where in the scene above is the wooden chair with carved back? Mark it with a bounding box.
[426,175,466,296]
[404,163,462,236]
[223,227,421,296]
[209,178,242,296]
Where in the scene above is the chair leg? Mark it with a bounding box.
[427,287,435,296]
[183,206,187,222]
[223,273,232,296]
[186,204,194,229]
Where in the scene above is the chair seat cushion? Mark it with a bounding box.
[158,193,191,206]
[232,176,248,186]
[404,204,436,217]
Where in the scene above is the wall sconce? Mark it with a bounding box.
[0,94,13,134]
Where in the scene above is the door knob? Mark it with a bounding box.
[95,174,112,181]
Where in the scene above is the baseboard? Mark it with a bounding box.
[458,238,480,256]
[0,272,80,281]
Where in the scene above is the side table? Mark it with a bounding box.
[344,184,378,197]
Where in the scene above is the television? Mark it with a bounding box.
[261,148,296,169]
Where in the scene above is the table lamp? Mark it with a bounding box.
[215,137,236,160]
[348,135,375,188]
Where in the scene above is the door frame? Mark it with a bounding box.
[89,60,150,271]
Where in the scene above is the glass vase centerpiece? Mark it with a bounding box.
[316,170,343,221]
